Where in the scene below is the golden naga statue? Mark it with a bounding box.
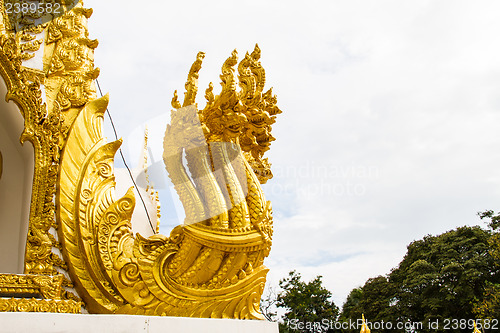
[0,1,281,319]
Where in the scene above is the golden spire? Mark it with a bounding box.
[473,321,481,333]
[360,314,371,333]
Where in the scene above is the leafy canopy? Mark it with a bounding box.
[341,226,500,332]
[277,270,340,333]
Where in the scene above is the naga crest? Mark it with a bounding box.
[56,44,281,318]
[171,45,281,184]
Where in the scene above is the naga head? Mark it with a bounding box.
[165,105,207,150]
[169,44,282,184]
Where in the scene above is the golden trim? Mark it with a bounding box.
[0,23,62,277]
[0,273,82,313]
[0,298,81,313]
[0,1,86,310]
[0,1,98,277]
[0,273,63,299]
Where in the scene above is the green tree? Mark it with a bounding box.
[340,226,500,333]
[390,226,500,332]
[340,287,362,321]
[277,270,340,333]
[473,210,500,319]
[340,276,397,333]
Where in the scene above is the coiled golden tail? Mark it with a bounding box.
[56,45,281,318]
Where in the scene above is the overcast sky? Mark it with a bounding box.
[84,0,500,307]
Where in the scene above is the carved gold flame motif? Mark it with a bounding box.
[0,1,281,319]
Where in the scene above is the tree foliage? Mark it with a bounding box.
[267,224,499,332]
[391,226,499,331]
[473,210,500,319]
[340,276,397,333]
[340,225,500,332]
[261,286,279,322]
[276,271,340,333]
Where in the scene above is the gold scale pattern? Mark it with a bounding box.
[0,1,281,319]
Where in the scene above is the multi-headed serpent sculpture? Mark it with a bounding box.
[57,45,281,318]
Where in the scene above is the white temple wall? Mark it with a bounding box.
[0,76,34,274]
[0,313,279,333]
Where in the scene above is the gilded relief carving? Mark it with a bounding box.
[43,3,98,145]
[0,297,81,313]
[0,0,79,310]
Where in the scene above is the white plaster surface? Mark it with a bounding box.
[0,72,34,274]
[0,313,279,333]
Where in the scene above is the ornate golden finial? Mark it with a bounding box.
[142,126,152,192]
[183,51,205,107]
[142,126,149,168]
[205,82,215,105]
[360,314,371,333]
[154,191,161,233]
[171,90,182,109]
[220,49,239,94]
